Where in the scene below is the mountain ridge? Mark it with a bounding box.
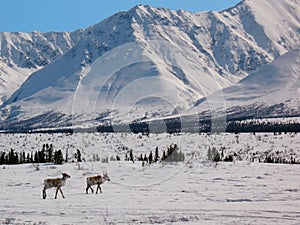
[0,29,87,104]
[192,49,300,119]
[0,0,299,131]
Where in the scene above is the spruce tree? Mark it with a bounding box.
[154,147,159,162]
[144,154,148,163]
[26,153,31,163]
[76,149,82,162]
[38,150,46,163]
[0,152,5,164]
[129,150,134,163]
[138,154,143,161]
[161,151,166,161]
[34,151,38,163]
[65,149,68,163]
[54,150,64,164]
[148,151,153,164]
[47,144,53,162]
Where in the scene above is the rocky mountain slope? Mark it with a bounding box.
[0,30,86,104]
[191,49,300,120]
[0,0,299,131]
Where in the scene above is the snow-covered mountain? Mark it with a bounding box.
[192,49,300,119]
[0,0,299,131]
[0,30,85,104]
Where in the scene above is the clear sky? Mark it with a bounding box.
[0,0,241,32]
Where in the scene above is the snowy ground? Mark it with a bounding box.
[0,132,299,224]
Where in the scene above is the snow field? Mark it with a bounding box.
[0,132,299,224]
[1,160,300,224]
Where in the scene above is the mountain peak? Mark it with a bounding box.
[0,0,299,130]
[127,4,165,20]
[131,4,153,11]
[128,4,156,14]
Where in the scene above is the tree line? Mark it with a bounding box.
[0,142,185,166]
[124,144,185,165]
[0,144,82,165]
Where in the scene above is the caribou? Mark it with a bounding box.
[86,172,110,194]
[42,173,71,199]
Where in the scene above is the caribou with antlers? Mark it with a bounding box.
[86,172,110,194]
[42,173,71,199]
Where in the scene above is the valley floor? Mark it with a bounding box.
[1,161,300,224]
[0,132,299,224]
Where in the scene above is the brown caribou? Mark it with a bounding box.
[86,172,110,194]
[42,173,71,199]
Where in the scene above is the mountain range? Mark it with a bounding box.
[0,0,299,132]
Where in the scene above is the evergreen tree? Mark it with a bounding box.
[37,150,46,163]
[5,154,9,164]
[148,151,153,164]
[154,147,159,162]
[143,154,148,163]
[65,149,68,163]
[161,151,166,161]
[30,152,33,163]
[11,149,19,164]
[18,152,23,164]
[161,145,185,162]
[34,151,39,163]
[19,151,25,164]
[0,152,5,164]
[54,150,64,164]
[129,150,134,163]
[75,149,82,162]
[47,144,53,162]
[26,153,31,163]
[138,154,143,161]
[23,152,26,163]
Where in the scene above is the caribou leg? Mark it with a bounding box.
[59,187,65,198]
[96,184,102,194]
[86,185,94,194]
[42,188,47,199]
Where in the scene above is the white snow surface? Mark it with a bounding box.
[0,132,300,224]
[192,49,300,117]
[0,31,83,104]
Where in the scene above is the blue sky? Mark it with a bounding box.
[0,0,241,32]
